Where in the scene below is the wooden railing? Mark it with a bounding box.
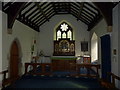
[25,63,52,75]
[100,72,120,89]
[0,70,12,88]
[73,64,100,78]
[25,63,100,78]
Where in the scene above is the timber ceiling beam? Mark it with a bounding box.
[93,2,114,26]
[77,2,84,20]
[22,2,32,11]
[87,13,102,31]
[37,11,55,26]
[29,2,48,21]
[38,13,55,27]
[5,2,26,29]
[35,2,49,22]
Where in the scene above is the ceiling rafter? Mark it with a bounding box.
[33,6,54,24]
[37,11,55,26]
[22,2,32,11]
[52,2,57,14]
[35,2,49,22]
[22,4,36,16]
[88,13,102,31]
[71,12,89,25]
[77,2,84,20]
[71,10,89,25]
[38,13,56,27]
[2,2,109,31]
[26,2,47,19]
[28,2,48,21]
[3,2,13,11]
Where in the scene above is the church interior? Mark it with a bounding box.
[0,1,120,89]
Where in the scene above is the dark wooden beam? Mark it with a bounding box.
[22,4,36,16]
[71,12,89,25]
[35,2,49,22]
[37,11,55,26]
[52,2,57,14]
[26,2,48,19]
[5,2,26,29]
[87,13,103,31]
[17,16,39,32]
[32,7,53,24]
[93,2,114,26]
[82,11,93,21]
[3,2,13,10]
[83,8,95,18]
[71,10,89,25]
[22,2,32,11]
[78,2,84,20]
[38,13,55,26]
[81,14,92,23]
[85,2,99,11]
[35,16,46,25]
[84,5,97,16]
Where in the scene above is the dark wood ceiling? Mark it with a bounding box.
[2,2,118,32]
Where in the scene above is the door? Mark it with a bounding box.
[10,41,19,79]
[101,34,111,81]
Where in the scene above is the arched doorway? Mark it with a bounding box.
[10,41,19,79]
[91,32,98,63]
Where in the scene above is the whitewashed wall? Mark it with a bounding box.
[0,10,3,87]
[112,3,120,88]
[2,12,38,75]
[38,15,90,56]
[90,19,108,64]
[90,19,108,78]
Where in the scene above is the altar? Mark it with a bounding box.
[51,56,77,71]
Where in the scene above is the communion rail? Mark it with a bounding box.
[25,63,100,78]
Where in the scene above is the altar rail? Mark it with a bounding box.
[75,64,100,78]
[25,63,100,78]
[25,63,52,75]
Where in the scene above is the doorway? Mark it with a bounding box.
[10,41,19,79]
[101,34,111,81]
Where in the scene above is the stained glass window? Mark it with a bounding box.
[56,22,73,40]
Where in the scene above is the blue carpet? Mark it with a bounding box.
[5,75,102,89]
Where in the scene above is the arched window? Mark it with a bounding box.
[56,22,73,40]
[67,30,72,40]
[54,21,75,56]
[57,30,61,40]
